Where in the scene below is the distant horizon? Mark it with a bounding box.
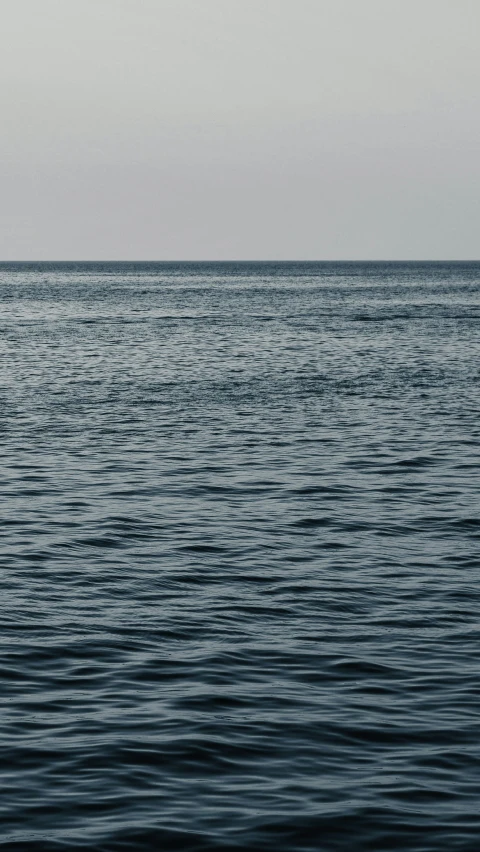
[0,257,480,267]
[1,258,479,264]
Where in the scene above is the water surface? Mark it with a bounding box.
[1,261,479,851]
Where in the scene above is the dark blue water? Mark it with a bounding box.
[1,261,479,851]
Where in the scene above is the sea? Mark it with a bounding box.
[1,261,479,851]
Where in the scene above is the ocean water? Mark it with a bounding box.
[1,261,479,852]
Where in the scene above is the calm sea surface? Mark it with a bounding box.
[1,262,479,851]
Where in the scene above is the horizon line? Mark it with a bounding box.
[0,259,479,264]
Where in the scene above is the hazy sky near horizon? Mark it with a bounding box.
[1,0,479,259]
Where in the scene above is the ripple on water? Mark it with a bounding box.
[1,262,480,851]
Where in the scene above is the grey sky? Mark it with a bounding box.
[1,0,478,259]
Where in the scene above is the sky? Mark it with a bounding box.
[1,0,479,260]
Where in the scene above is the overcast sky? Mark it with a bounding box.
[1,0,478,259]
